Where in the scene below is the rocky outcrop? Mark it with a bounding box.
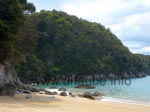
[0,83,16,96]
[83,92,95,100]
[0,72,9,86]
[92,91,105,96]
[28,87,40,92]
[4,63,27,89]
[60,92,67,96]
[26,95,33,99]
[78,91,104,100]
[78,94,84,98]
[58,87,66,91]
[0,63,31,96]
[75,84,95,89]
[22,90,32,94]
[45,91,55,95]
[44,90,58,95]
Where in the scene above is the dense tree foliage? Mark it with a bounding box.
[0,0,36,65]
[25,2,36,14]
[135,54,150,74]
[0,0,25,64]
[0,0,149,83]
[16,10,150,82]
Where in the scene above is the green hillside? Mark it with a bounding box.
[16,10,150,83]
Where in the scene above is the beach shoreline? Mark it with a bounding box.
[45,87,150,106]
[0,93,150,112]
[101,96,150,106]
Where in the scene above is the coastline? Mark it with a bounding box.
[102,96,150,106]
[0,93,150,112]
[45,88,150,105]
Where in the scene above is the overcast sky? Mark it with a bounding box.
[28,0,150,55]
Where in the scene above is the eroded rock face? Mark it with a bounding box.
[0,64,16,96]
[0,72,9,86]
[0,83,16,97]
[4,64,25,89]
[0,63,64,97]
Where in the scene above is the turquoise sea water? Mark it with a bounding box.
[36,76,150,104]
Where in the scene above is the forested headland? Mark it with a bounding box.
[0,0,150,85]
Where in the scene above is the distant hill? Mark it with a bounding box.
[17,10,150,83]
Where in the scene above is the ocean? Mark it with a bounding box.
[36,76,150,104]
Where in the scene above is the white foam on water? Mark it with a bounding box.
[45,89,70,96]
[101,96,150,106]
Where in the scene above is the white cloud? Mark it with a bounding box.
[132,47,150,55]
[123,41,145,49]
[111,12,150,40]
[123,41,150,54]
[141,47,150,52]
[61,0,129,24]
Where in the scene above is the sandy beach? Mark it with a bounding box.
[0,93,150,112]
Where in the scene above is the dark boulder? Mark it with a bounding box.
[54,92,58,95]
[0,83,16,97]
[83,92,95,100]
[78,94,83,98]
[69,92,75,97]
[22,90,32,94]
[44,90,58,95]
[39,91,45,94]
[60,92,67,96]
[29,87,39,92]
[75,84,95,89]
[26,95,33,99]
[69,92,73,96]
[45,90,55,95]
[16,89,23,94]
[58,87,66,91]
[92,91,105,96]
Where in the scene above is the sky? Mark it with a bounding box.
[28,0,150,55]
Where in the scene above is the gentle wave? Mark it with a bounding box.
[36,76,150,105]
[101,96,150,106]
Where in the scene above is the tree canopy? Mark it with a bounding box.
[0,0,149,83]
[0,0,25,64]
[16,10,150,83]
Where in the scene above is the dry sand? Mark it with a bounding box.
[0,93,150,112]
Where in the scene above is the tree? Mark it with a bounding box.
[16,10,150,82]
[18,0,27,9]
[0,0,25,64]
[18,0,36,14]
[25,2,36,14]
